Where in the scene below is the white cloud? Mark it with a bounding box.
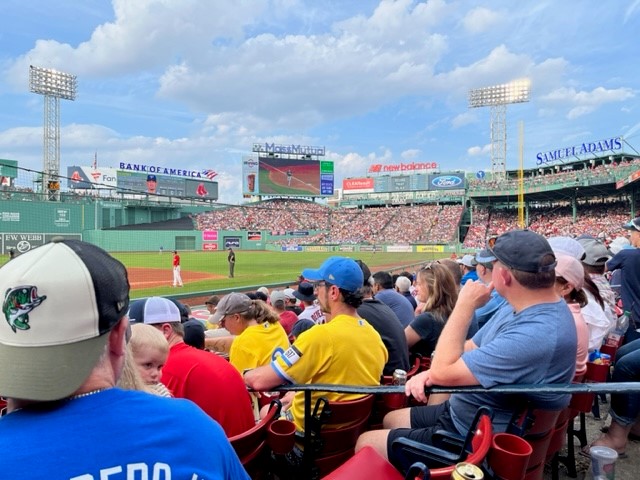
[401,149,420,160]
[625,0,640,23]
[6,0,267,85]
[467,144,491,156]
[461,7,503,34]
[541,86,635,119]
[451,112,476,128]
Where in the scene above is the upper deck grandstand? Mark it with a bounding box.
[1,152,638,254]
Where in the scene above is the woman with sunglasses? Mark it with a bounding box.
[404,262,458,358]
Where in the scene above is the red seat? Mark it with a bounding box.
[505,407,562,480]
[391,406,493,479]
[552,364,609,479]
[370,358,423,429]
[229,400,281,478]
[321,445,428,480]
[381,357,422,385]
[307,394,376,477]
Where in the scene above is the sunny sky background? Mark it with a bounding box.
[1,0,639,204]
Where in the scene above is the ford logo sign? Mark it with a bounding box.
[431,175,462,188]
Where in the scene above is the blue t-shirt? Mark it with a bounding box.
[607,248,640,328]
[0,388,250,480]
[449,300,576,435]
[460,270,479,286]
[475,290,508,330]
[374,289,415,327]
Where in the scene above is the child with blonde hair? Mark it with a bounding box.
[128,323,172,397]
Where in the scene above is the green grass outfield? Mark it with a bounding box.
[110,250,448,299]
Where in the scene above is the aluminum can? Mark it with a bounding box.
[392,369,407,386]
[451,462,484,480]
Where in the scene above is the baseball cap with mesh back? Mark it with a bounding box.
[0,239,130,401]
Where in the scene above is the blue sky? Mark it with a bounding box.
[1,0,639,204]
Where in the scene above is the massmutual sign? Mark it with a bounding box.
[536,136,623,165]
[252,143,325,156]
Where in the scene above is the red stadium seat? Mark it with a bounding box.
[321,446,428,480]
[229,399,282,478]
[391,406,493,479]
[306,394,376,477]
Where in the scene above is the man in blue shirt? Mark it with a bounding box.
[356,230,576,467]
[372,270,416,327]
[458,254,479,285]
[607,217,640,342]
[0,239,248,479]
[474,248,508,329]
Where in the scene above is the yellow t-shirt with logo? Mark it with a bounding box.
[230,321,290,374]
[271,314,388,431]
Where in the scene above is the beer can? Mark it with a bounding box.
[451,462,484,480]
[392,369,407,386]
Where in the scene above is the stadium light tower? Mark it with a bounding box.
[469,79,530,181]
[29,65,77,201]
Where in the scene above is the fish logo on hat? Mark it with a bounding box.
[2,286,47,333]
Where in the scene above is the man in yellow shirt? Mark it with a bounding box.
[244,256,388,431]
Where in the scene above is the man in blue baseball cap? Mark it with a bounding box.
[244,256,387,433]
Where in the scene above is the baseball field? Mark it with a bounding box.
[105,250,442,299]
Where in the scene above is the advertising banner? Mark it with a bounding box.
[305,246,330,252]
[67,166,118,189]
[247,231,262,241]
[387,245,413,253]
[1,233,81,255]
[202,243,218,251]
[224,237,241,248]
[343,177,375,193]
[202,230,218,241]
[428,173,466,190]
[416,245,445,253]
[117,170,185,196]
[360,245,384,252]
[242,155,259,195]
[281,245,303,252]
[184,178,218,200]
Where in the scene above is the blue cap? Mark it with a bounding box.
[622,217,640,232]
[147,174,157,181]
[302,257,364,293]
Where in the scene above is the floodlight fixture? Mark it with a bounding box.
[468,79,530,181]
[29,65,77,200]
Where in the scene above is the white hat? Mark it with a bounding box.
[283,288,297,300]
[609,236,631,255]
[0,239,130,401]
[457,254,477,268]
[128,297,181,325]
[548,236,586,261]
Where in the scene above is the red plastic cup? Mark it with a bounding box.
[489,432,533,480]
[267,419,297,455]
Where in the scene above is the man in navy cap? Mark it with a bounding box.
[357,230,576,468]
[244,256,387,432]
